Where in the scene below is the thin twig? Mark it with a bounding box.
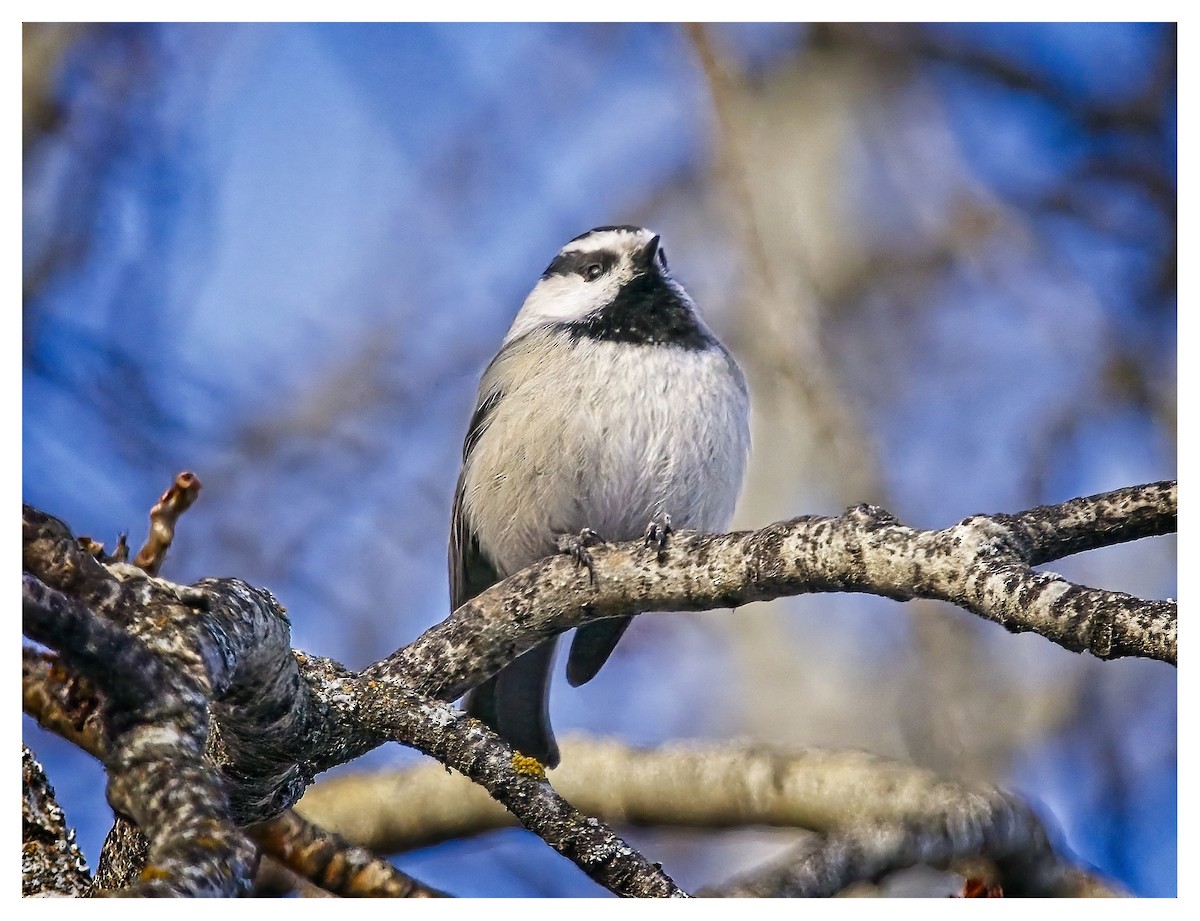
[133,471,201,576]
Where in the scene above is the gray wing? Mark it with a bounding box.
[450,377,562,768]
[449,388,504,612]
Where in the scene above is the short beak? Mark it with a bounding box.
[636,235,662,272]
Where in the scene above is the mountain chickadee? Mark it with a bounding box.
[450,225,750,768]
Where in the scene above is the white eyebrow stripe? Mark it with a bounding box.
[562,227,653,255]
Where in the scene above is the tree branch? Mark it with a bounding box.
[23,506,682,897]
[132,470,201,575]
[22,480,1173,896]
[248,810,447,898]
[698,818,1125,898]
[23,647,107,759]
[22,745,92,896]
[23,572,259,897]
[377,481,1176,703]
[294,737,1120,897]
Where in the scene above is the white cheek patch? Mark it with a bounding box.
[501,226,659,345]
[504,265,630,345]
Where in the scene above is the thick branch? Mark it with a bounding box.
[24,506,679,898]
[376,482,1176,703]
[24,504,316,822]
[23,647,107,759]
[22,745,92,896]
[22,482,1172,897]
[23,572,258,897]
[91,818,150,893]
[325,672,686,897]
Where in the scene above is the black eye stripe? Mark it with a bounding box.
[541,249,619,279]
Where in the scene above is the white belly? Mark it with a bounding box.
[462,334,749,577]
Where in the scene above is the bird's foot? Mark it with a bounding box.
[556,528,606,584]
[644,512,673,556]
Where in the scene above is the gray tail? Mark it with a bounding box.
[566,616,632,687]
[464,637,561,768]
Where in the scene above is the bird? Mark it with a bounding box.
[449,225,750,768]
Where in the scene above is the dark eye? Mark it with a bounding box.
[584,263,603,281]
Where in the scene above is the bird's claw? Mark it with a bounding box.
[556,528,606,584]
[644,512,673,555]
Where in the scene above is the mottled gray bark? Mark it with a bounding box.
[23,570,259,897]
[380,481,1176,703]
[22,480,1173,897]
[23,506,679,897]
[22,745,91,897]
